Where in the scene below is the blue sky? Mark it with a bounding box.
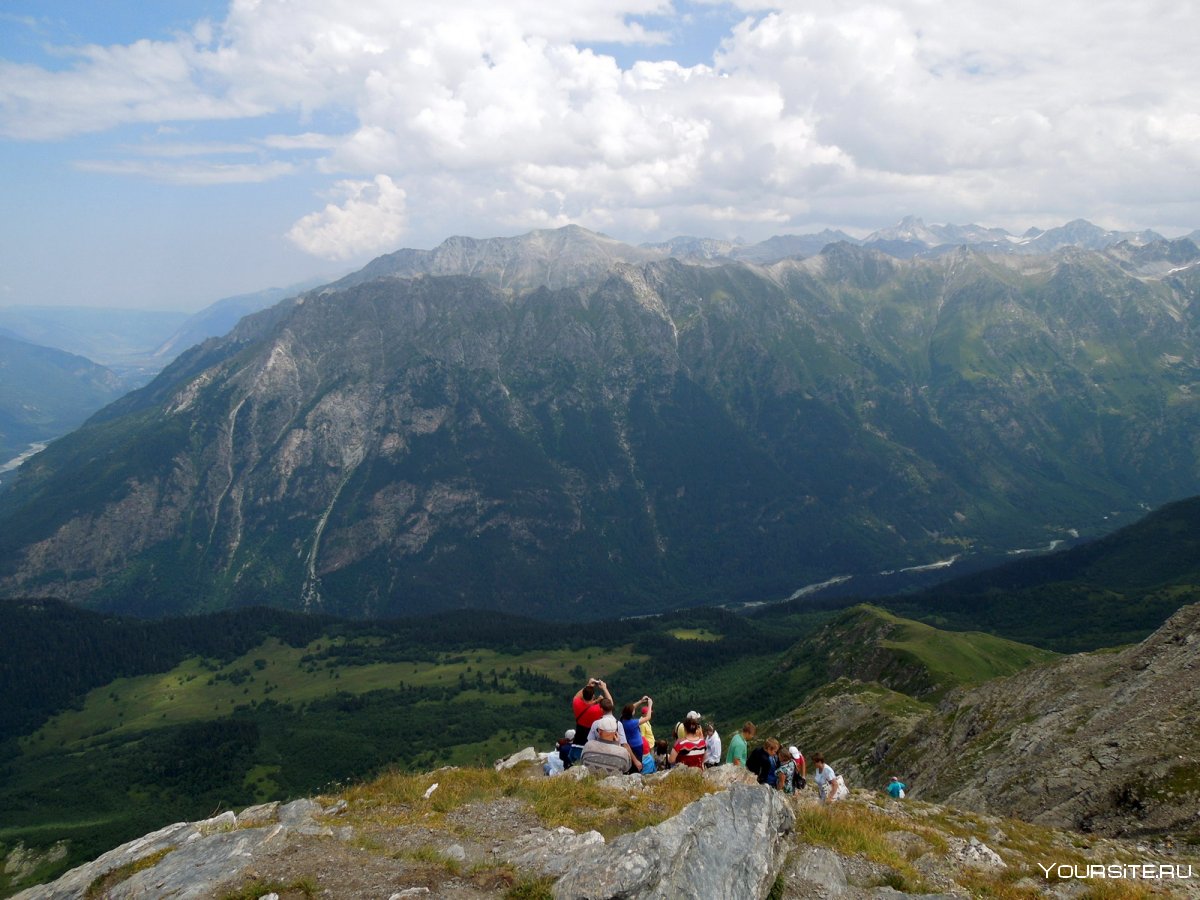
[1,1,1198,311]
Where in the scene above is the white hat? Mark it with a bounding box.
[789,746,802,759]
[565,729,576,740]
[686,710,701,721]
[595,715,619,733]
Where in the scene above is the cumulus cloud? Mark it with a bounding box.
[3,0,1199,259]
[287,174,408,258]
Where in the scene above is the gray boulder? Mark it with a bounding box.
[495,746,541,770]
[784,845,850,896]
[553,784,794,899]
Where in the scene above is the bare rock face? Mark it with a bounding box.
[10,801,327,900]
[883,603,1200,838]
[552,784,795,900]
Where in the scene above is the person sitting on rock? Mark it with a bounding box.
[653,738,671,771]
[726,721,755,767]
[668,717,707,769]
[620,701,647,762]
[639,697,655,752]
[579,714,642,776]
[587,698,628,746]
[702,723,722,768]
[674,709,702,741]
[557,729,575,767]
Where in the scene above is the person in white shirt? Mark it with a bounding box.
[702,723,722,767]
[812,753,842,803]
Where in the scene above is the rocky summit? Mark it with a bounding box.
[2,226,1200,619]
[14,755,1200,899]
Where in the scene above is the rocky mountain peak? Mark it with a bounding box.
[334,224,661,294]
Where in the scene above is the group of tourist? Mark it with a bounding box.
[553,676,898,802]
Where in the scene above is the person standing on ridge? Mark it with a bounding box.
[726,722,755,767]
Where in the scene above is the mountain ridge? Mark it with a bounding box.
[1,226,1198,619]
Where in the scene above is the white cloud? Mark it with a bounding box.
[3,0,1200,252]
[286,174,408,258]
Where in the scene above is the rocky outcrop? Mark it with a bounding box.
[15,764,1200,899]
[892,603,1200,837]
[553,784,794,900]
[9,799,337,900]
[14,772,792,900]
[778,603,1200,840]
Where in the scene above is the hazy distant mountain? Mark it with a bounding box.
[153,280,330,363]
[640,236,739,259]
[641,230,860,264]
[2,226,1198,620]
[0,306,187,386]
[731,230,858,263]
[864,215,1011,247]
[0,334,124,465]
[1013,218,1165,254]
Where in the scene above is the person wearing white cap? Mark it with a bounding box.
[674,710,702,741]
[555,729,576,767]
[579,714,642,776]
[789,746,807,787]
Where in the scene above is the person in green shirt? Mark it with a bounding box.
[726,721,756,767]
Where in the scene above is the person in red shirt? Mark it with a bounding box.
[668,718,707,769]
[571,678,611,753]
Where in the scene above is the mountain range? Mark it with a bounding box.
[1,223,1198,620]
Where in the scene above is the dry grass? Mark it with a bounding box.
[334,766,717,840]
[792,802,930,892]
